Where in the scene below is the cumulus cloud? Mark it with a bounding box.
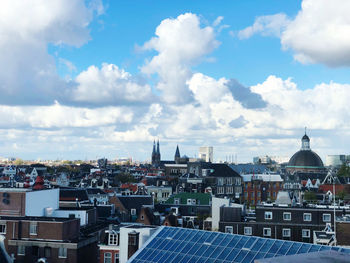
[225,79,266,109]
[238,0,350,67]
[0,101,133,129]
[0,0,103,105]
[141,13,220,104]
[73,63,153,105]
[238,13,290,39]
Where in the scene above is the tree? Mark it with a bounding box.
[304,191,317,202]
[114,172,137,184]
[14,158,24,165]
[337,163,350,177]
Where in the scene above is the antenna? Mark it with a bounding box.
[305,126,307,135]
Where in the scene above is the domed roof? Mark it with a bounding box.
[288,150,324,168]
[302,134,310,141]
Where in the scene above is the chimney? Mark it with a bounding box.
[128,231,140,259]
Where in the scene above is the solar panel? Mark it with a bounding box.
[128,227,350,263]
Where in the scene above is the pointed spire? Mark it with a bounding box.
[156,139,160,154]
[152,140,156,155]
[175,145,180,159]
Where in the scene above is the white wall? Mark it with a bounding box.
[120,226,157,263]
[25,189,59,216]
[211,197,230,231]
[52,209,87,226]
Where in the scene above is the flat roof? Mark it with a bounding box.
[0,216,77,222]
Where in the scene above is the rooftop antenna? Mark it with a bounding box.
[305,126,307,135]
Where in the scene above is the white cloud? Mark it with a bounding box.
[0,0,102,104]
[73,63,153,104]
[238,0,350,67]
[281,0,350,66]
[238,13,290,39]
[0,101,133,129]
[141,13,220,104]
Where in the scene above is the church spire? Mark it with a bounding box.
[175,145,180,159]
[156,139,160,155]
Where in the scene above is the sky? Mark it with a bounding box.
[1,0,350,162]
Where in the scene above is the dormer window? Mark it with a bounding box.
[108,233,118,245]
[174,198,180,205]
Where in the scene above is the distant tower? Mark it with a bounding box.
[301,128,310,150]
[174,145,180,164]
[151,140,156,165]
[151,140,161,167]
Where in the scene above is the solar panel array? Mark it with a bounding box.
[129,226,350,263]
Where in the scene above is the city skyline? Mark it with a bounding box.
[1,0,350,162]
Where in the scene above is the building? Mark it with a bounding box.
[127,226,350,263]
[0,188,101,263]
[98,224,158,263]
[286,132,325,174]
[242,174,283,205]
[325,155,346,167]
[199,146,213,162]
[219,203,350,244]
[151,140,161,167]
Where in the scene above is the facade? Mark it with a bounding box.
[242,174,283,205]
[219,203,349,244]
[0,187,104,263]
[204,164,242,200]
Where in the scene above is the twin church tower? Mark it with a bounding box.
[151,140,182,167]
[151,140,161,166]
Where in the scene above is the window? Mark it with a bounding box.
[225,226,233,234]
[104,252,112,263]
[29,222,37,235]
[58,247,67,258]
[44,247,51,258]
[244,227,252,236]
[0,223,6,234]
[264,211,273,220]
[174,198,180,205]
[115,253,119,263]
[302,229,310,238]
[130,209,136,216]
[263,228,271,237]
[323,214,331,222]
[217,187,225,194]
[17,246,25,256]
[283,212,291,221]
[109,233,118,245]
[303,213,312,222]
[282,228,291,237]
[32,246,39,256]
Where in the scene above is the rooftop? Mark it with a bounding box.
[128,226,350,263]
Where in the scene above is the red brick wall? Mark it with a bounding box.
[0,191,26,216]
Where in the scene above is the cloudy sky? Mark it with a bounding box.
[1,0,350,162]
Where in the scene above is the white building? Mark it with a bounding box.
[199,146,213,162]
[146,186,172,202]
[120,225,158,263]
[326,155,346,167]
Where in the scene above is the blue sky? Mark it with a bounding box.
[1,0,350,162]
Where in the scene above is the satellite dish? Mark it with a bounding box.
[2,199,10,205]
[2,193,9,198]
